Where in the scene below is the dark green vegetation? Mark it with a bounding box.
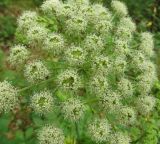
[0,0,160,144]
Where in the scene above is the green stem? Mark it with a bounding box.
[75,122,79,140]
[111,14,118,21]
[85,98,99,104]
[23,129,27,144]
[18,64,81,93]
[131,44,139,49]
[18,77,55,92]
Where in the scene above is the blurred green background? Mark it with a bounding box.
[0,0,160,144]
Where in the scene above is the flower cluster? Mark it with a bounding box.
[99,91,121,112]
[109,132,131,144]
[140,32,154,57]
[43,33,64,55]
[2,0,157,143]
[136,96,155,115]
[65,45,86,65]
[24,60,50,83]
[0,81,18,113]
[61,97,86,121]
[37,125,64,144]
[17,11,38,31]
[111,0,128,16]
[8,45,30,66]
[30,90,54,115]
[88,118,110,143]
[57,69,81,90]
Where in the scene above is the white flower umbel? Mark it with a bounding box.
[114,56,127,75]
[79,5,95,23]
[111,0,128,17]
[116,26,132,41]
[119,17,136,33]
[92,55,110,72]
[88,118,110,143]
[136,73,155,95]
[38,125,64,144]
[8,45,30,66]
[139,32,154,57]
[59,3,75,18]
[90,73,108,97]
[136,96,155,115]
[138,61,156,75]
[0,81,18,113]
[84,34,104,53]
[95,20,112,35]
[61,97,86,121]
[65,46,86,66]
[41,0,62,16]
[110,132,131,144]
[92,4,112,22]
[65,16,87,35]
[99,91,121,112]
[24,60,50,83]
[17,11,38,31]
[114,39,129,55]
[27,24,48,45]
[30,90,54,115]
[118,107,136,125]
[57,69,81,90]
[131,51,146,71]
[117,78,133,97]
[43,33,64,55]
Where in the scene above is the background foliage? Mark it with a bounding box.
[0,0,160,144]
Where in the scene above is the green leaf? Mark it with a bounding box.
[25,127,34,139]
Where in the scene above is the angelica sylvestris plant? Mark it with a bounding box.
[0,0,157,143]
